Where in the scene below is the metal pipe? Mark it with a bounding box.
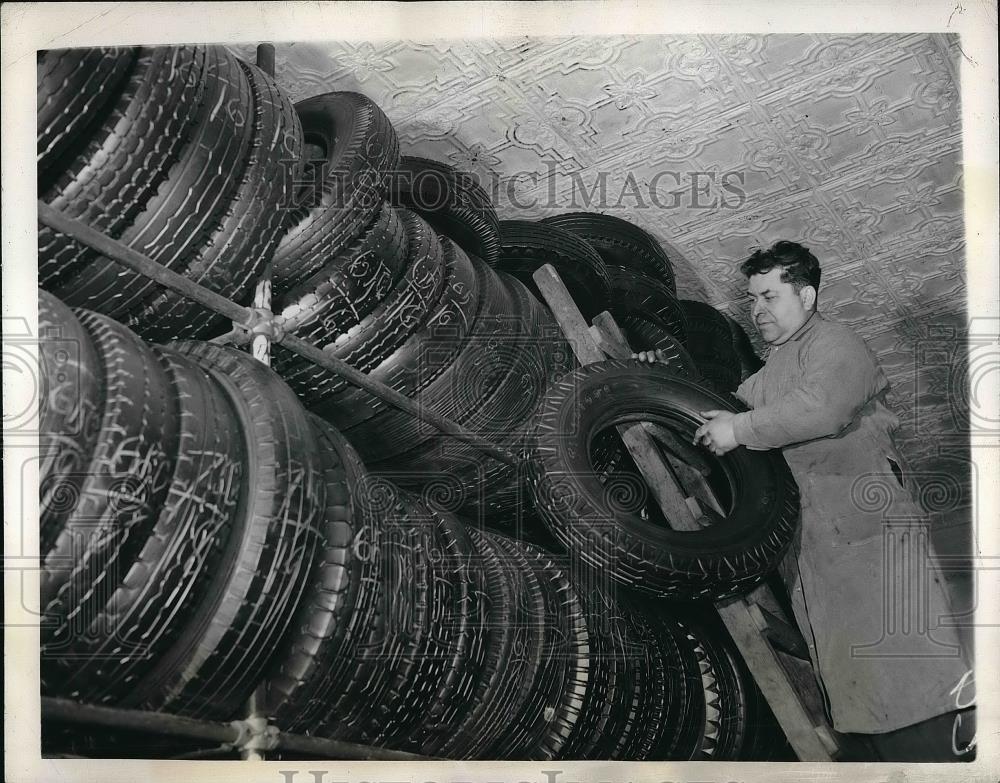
[41,697,436,761]
[36,202,519,465]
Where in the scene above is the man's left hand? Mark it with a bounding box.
[693,410,739,455]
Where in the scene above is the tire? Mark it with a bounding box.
[126,56,306,341]
[678,616,751,761]
[361,503,479,750]
[122,342,325,720]
[37,47,138,187]
[312,491,433,741]
[55,46,255,320]
[274,199,408,327]
[42,345,245,704]
[273,209,446,409]
[474,533,548,759]
[339,257,522,462]
[607,608,669,760]
[39,311,178,642]
[263,415,384,732]
[679,299,742,393]
[490,537,582,759]
[273,92,400,283]
[725,314,765,381]
[311,236,481,430]
[554,580,632,760]
[619,317,700,377]
[37,291,104,557]
[498,219,611,320]
[541,212,676,294]
[527,359,800,600]
[644,611,707,760]
[389,155,501,265]
[39,46,211,293]
[430,528,518,759]
[607,265,687,343]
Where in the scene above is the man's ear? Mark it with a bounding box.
[799,285,817,311]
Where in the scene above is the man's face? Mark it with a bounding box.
[746,268,812,345]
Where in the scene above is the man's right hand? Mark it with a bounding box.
[632,349,669,363]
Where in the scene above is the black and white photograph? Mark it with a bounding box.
[3,2,997,781]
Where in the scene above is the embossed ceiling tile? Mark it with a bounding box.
[710,34,812,93]
[386,45,493,91]
[530,35,637,73]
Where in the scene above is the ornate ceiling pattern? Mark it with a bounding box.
[231,34,970,534]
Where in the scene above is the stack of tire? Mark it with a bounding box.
[37,45,304,342]
[37,290,325,719]
[268,93,574,525]
[38,290,785,760]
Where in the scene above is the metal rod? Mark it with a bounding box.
[41,697,435,761]
[255,43,276,77]
[38,201,250,325]
[36,202,518,465]
[280,333,517,464]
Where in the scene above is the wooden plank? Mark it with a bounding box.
[716,597,835,760]
[748,602,810,660]
[533,266,700,530]
[533,265,605,365]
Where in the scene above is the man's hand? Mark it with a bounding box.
[632,349,669,363]
[693,410,739,455]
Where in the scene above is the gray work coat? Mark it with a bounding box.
[732,312,971,734]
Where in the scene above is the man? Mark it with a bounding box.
[637,241,973,760]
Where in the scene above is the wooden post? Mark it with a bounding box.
[532,264,838,761]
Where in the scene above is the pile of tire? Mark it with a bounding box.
[37,290,326,719]
[268,92,574,525]
[38,290,785,760]
[37,45,304,342]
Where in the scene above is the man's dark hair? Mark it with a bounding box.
[739,240,821,295]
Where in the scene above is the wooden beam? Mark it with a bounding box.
[716,597,835,760]
[748,602,810,660]
[533,267,700,530]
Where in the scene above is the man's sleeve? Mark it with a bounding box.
[734,369,760,407]
[731,327,882,449]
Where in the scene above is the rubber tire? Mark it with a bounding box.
[389,155,501,265]
[37,291,105,557]
[274,209,446,409]
[42,345,246,704]
[725,313,765,381]
[679,299,743,393]
[122,342,325,720]
[527,359,800,600]
[263,415,384,731]
[37,47,138,188]
[39,46,211,293]
[498,219,611,320]
[425,528,527,759]
[126,56,306,341]
[55,46,254,321]
[311,236,481,430]
[312,491,433,741]
[39,311,178,643]
[273,91,400,286]
[541,211,676,294]
[274,200,409,333]
[607,264,687,343]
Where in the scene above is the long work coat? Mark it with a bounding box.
[731,312,971,734]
